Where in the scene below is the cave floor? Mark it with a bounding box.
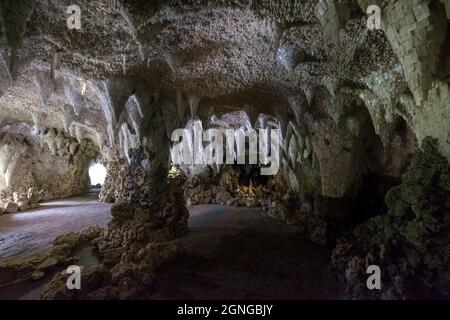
[0,195,344,300]
[147,205,345,300]
[0,192,111,260]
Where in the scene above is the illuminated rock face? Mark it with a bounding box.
[0,127,98,211]
[0,0,448,299]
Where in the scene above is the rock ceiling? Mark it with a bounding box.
[0,0,449,180]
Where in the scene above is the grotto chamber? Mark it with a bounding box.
[0,0,449,301]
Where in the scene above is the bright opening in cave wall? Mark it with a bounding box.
[89,163,107,186]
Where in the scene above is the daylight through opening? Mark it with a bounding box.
[89,163,107,186]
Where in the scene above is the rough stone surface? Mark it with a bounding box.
[332,138,450,299]
[0,128,98,208]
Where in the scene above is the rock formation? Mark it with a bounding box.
[332,138,450,299]
[0,127,98,212]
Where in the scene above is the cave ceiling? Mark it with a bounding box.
[0,0,449,164]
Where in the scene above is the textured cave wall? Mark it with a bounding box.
[0,0,36,78]
[98,156,125,203]
[333,138,450,299]
[0,128,98,213]
[0,0,447,202]
[317,0,450,298]
[40,106,190,299]
[85,0,449,251]
[356,0,450,160]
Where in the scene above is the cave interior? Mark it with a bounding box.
[0,0,449,300]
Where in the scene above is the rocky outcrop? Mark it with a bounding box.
[98,157,125,203]
[41,240,183,300]
[182,165,330,246]
[183,165,238,206]
[0,227,101,287]
[332,138,450,299]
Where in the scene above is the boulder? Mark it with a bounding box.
[4,202,19,213]
[18,201,31,211]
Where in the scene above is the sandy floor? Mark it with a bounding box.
[0,192,112,260]
[0,195,344,299]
